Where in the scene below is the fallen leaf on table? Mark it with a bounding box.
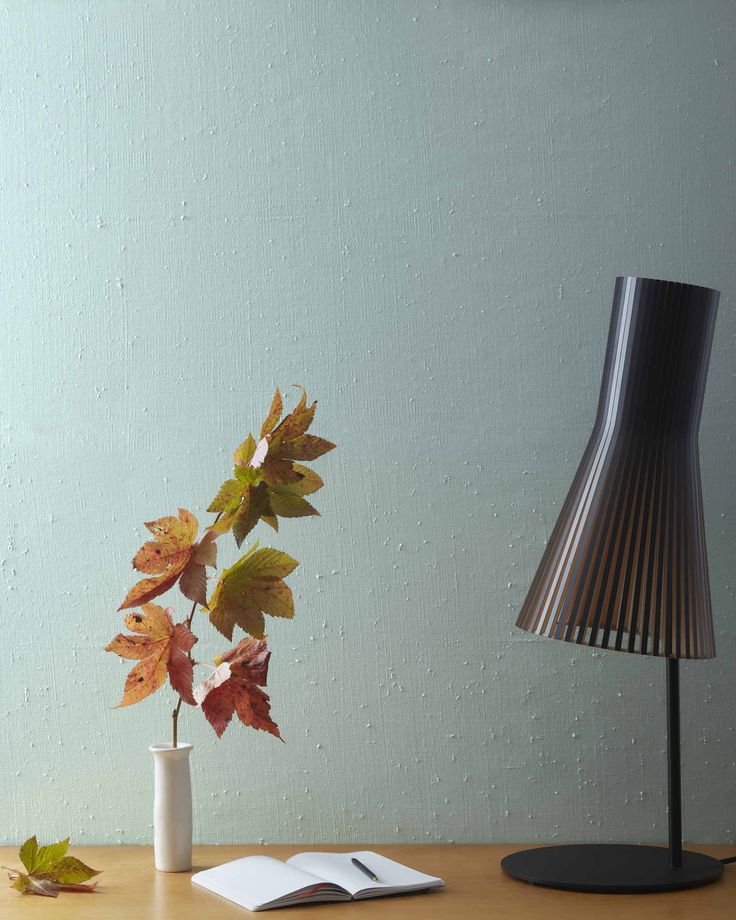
[199,638,281,738]
[3,836,100,897]
[106,603,197,706]
[119,508,217,609]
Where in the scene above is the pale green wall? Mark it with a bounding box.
[1,1,734,846]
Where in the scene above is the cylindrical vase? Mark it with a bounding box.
[149,742,193,872]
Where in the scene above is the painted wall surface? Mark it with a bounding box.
[1,1,734,846]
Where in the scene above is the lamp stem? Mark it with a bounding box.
[666,657,682,868]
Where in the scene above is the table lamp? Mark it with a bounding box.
[502,276,724,893]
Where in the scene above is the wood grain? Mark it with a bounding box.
[0,844,734,919]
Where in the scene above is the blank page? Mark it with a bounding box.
[286,851,445,897]
[192,855,347,911]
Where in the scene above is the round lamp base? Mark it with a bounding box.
[501,844,724,894]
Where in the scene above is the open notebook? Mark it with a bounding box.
[191,850,445,912]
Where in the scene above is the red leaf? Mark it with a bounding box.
[168,622,198,705]
[200,638,281,739]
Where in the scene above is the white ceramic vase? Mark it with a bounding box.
[149,742,193,872]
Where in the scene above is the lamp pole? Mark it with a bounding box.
[666,658,682,868]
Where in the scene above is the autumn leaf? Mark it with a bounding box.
[267,485,319,520]
[119,509,217,609]
[260,388,283,439]
[4,836,100,897]
[198,638,281,739]
[206,544,298,640]
[20,836,69,875]
[259,387,335,486]
[207,387,333,545]
[106,603,197,706]
[193,661,232,705]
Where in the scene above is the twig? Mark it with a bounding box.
[172,597,198,748]
[172,513,221,748]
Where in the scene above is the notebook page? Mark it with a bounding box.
[286,851,444,897]
[192,855,347,911]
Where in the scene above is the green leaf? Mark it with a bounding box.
[207,478,242,514]
[33,838,69,874]
[19,836,38,873]
[234,465,261,486]
[207,545,298,640]
[268,489,319,519]
[233,434,257,467]
[44,857,100,885]
[6,837,101,898]
[287,464,324,496]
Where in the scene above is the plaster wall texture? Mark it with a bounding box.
[1,0,734,845]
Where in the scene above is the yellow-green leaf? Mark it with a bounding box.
[234,434,257,467]
[43,857,100,885]
[234,465,262,485]
[245,582,295,619]
[19,836,38,873]
[207,479,242,514]
[287,464,324,496]
[6,836,101,898]
[207,545,298,641]
[268,489,319,519]
[33,838,69,874]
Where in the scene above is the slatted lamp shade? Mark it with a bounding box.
[516,276,719,659]
[502,276,725,894]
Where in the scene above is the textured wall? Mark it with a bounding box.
[1,0,734,847]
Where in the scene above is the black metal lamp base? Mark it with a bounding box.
[501,844,724,894]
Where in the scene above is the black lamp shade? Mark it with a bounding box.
[516,276,719,659]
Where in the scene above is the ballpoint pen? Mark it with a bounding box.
[351,857,379,883]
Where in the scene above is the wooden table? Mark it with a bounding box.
[0,844,733,918]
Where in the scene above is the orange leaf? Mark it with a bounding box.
[281,434,336,461]
[105,604,198,707]
[259,458,304,487]
[118,570,182,611]
[259,389,283,439]
[119,509,217,609]
[258,389,333,487]
[271,388,315,442]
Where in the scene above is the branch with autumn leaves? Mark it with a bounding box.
[105,388,334,745]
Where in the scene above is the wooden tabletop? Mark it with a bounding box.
[0,844,733,918]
